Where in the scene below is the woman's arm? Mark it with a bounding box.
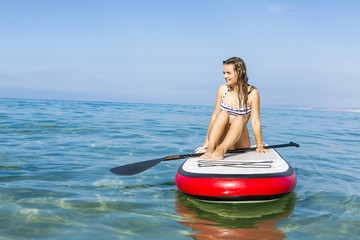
[249,88,268,153]
[196,84,225,151]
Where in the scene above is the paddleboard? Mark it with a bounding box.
[175,145,296,202]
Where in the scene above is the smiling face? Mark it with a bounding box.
[223,64,238,88]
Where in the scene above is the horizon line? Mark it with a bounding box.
[1,97,360,113]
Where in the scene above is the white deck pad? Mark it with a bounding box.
[182,148,289,176]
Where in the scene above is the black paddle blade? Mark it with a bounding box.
[110,157,164,176]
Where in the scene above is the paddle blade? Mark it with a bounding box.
[110,158,164,176]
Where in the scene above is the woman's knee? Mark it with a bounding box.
[216,110,230,120]
[232,116,247,125]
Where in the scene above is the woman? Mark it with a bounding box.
[197,57,267,160]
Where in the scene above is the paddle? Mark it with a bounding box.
[110,142,299,176]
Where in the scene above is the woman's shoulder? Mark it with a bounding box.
[248,85,257,94]
[219,83,228,90]
[248,85,259,101]
[217,83,228,94]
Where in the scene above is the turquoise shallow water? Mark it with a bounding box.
[0,98,359,239]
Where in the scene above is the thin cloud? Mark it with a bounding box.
[267,4,291,14]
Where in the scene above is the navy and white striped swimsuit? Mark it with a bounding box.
[220,87,253,116]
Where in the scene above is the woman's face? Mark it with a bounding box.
[223,64,237,88]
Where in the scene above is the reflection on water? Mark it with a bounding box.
[175,191,296,240]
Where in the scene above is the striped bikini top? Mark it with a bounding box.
[220,86,255,116]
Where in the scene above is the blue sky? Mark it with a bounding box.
[1,0,359,108]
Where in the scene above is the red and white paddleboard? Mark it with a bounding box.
[175,146,296,202]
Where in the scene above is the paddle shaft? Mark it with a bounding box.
[162,141,300,161]
[110,141,300,176]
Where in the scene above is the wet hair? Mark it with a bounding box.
[223,57,249,110]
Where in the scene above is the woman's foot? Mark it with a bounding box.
[210,147,226,160]
[201,148,214,159]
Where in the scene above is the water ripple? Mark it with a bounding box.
[0,98,359,239]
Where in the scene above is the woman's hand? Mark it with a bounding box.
[256,144,269,153]
[195,146,207,153]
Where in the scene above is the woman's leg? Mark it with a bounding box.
[211,116,248,160]
[201,111,229,159]
[232,124,251,149]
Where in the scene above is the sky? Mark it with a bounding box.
[1,0,359,108]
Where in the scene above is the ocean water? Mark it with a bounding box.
[0,98,359,240]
